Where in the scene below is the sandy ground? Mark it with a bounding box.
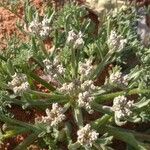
[0,0,49,50]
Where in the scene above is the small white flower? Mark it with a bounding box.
[13,82,29,94]
[41,103,65,127]
[39,26,51,38]
[57,64,65,74]
[58,82,75,94]
[112,95,134,121]
[66,30,84,49]
[122,75,128,86]
[119,38,127,50]
[42,17,51,27]
[109,70,128,86]
[81,80,96,92]
[43,58,65,79]
[58,79,81,94]
[77,80,99,113]
[8,73,30,94]
[77,124,99,148]
[28,17,51,38]
[43,59,55,76]
[108,30,127,51]
[28,19,41,34]
[79,59,94,78]
[67,30,77,45]
[78,91,94,114]
[74,37,84,49]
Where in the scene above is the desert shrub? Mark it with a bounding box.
[0,1,150,150]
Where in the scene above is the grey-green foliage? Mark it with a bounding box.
[0,2,150,150]
[53,2,96,48]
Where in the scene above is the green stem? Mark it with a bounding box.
[95,88,150,103]
[11,98,68,108]
[14,133,38,150]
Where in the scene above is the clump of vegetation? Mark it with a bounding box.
[0,1,150,149]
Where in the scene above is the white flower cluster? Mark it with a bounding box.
[112,95,134,123]
[41,103,66,127]
[8,73,30,95]
[137,16,150,47]
[108,30,127,51]
[58,82,75,94]
[58,79,80,94]
[78,92,94,114]
[57,79,97,113]
[78,80,98,113]
[80,80,97,92]
[78,59,94,79]
[43,57,65,79]
[109,70,128,86]
[77,124,99,148]
[67,30,84,49]
[28,17,51,38]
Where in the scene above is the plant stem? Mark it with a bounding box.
[95,88,150,103]
[11,98,68,108]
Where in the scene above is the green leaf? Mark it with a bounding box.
[73,107,83,128]
[134,98,150,108]
[105,126,147,150]
[28,71,56,91]
[92,114,111,130]
[95,88,150,104]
